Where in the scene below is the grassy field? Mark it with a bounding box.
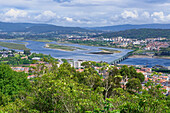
[45,43,86,51]
[0,41,30,50]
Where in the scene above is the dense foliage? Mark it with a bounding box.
[0,52,55,66]
[0,61,169,113]
[98,29,170,39]
[89,24,170,31]
[155,47,170,56]
[0,65,30,105]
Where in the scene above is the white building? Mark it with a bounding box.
[69,60,85,69]
[133,41,140,45]
[32,57,41,61]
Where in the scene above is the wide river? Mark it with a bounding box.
[0,40,170,67]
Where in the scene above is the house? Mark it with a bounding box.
[21,56,28,59]
[27,75,36,79]
[2,53,8,57]
[30,64,38,67]
[76,69,84,72]
[11,67,30,73]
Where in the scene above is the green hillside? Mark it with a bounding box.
[98,29,170,39]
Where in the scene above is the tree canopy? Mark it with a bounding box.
[0,62,169,113]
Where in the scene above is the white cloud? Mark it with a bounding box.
[151,12,164,19]
[0,9,29,22]
[121,10,138,19]
[0,0,170,26]
[64,17,73,22]
[34,11,57,22]
[42,11,56,17]
[166,14,170,20]
[151,12,170,23]
[5,9,27,18]
[142,12,150,18]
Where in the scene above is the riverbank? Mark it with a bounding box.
[57,41,132,54]
[64,40,139,50]
[129,55,170,59]
[153,56,170,59]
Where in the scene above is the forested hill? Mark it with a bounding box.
[0,22,88,33]
[87,24,170,31]
[96,29,170,39]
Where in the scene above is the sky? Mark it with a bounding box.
[0,0,170,27]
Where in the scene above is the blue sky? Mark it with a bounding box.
[0,0,170,27]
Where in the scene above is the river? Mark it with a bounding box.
[0,40,170,67]
[120,58,170,67]
[0,40,131,62]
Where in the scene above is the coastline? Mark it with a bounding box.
[58,41,131,50]
[129,55,170,59]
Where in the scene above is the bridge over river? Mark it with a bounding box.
[110,52,133,65]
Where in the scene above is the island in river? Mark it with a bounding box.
[88,48,121,54]
[0,40,169,67]
[45,43,86,51]
[0,41,29,50]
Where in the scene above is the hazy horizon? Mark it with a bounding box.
[1,21,170,28]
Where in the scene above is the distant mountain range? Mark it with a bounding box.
[87,24,170,31]
[1,22,170,34]
[0,22,88,33]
